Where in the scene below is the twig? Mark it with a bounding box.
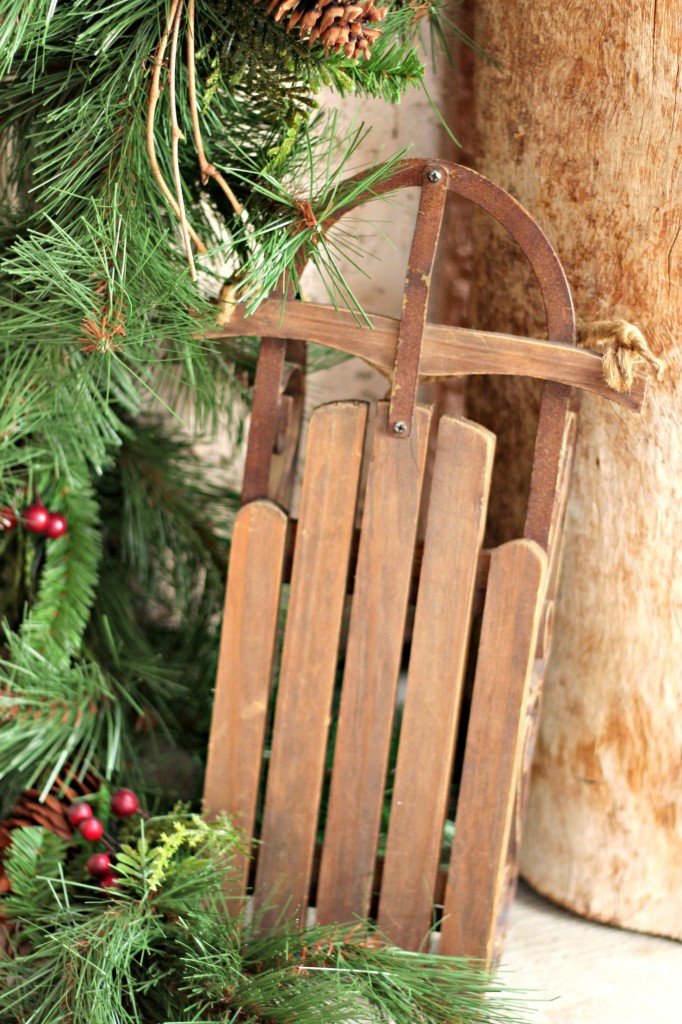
[146,0,206,258]
[168,0,198,280]
[187,0,243,217]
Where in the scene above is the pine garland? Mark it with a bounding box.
[0,8,478,948]
[0,812,532,1024]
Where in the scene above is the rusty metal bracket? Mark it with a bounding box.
[388,164,449,437]
[241,336,288,506]
[241,337,306,508]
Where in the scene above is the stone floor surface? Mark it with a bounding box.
[502,883,682,1023]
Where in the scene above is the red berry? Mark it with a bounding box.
[66,802,93,827]
[86,852,112,878]
[0,507,17,531]
[110,789,140,817]
[44,512,68,539]
[100,872,120,889]
[78,817,104,841]
[22,502,50,533]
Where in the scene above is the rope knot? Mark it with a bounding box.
[577,319,665,393]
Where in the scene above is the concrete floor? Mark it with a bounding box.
[502,883,682,1023]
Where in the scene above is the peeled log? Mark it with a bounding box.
[466,1,682,937]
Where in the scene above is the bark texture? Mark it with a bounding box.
[466,1,682,937]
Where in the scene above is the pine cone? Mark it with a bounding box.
[0,772,100,892]
[0,774,99,954]
[256,0,387,59]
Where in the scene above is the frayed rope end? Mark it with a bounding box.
[577,319,666,393]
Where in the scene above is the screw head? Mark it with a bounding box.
[427,169,442,183]
[393,421,408,435]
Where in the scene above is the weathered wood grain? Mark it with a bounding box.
[208,300,646,410]
[469,0,682,939]
[254,402,367,931]
[315,403,432,925]
[439,540,547,961]
[240,337,287,505]
[377,415,495,949]
[203,501,288,890]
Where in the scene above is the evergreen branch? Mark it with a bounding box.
[1,812,532,1024]
[96,418,236,602]
[0,639,124,797]
[2,826,70,921]
[323,37,425,100]
[0,0,59,78]
[226,114,410,316]
[0,897,169,1024]
[382,0,497,67]
[16,476,102,670]
[0,0,443,419]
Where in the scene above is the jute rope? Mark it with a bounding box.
[577,320,665,393]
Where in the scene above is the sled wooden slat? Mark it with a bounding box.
[316,404,432,925]
[281,520,493,611]
[203,501,287,891]
[255,402,368,931]
[439,540,547,961]
[377,416,496,949]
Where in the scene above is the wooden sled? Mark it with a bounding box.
[203,160,647,963]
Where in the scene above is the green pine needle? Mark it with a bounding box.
[0,814,532,1024]
[0,638,126,798]
[16,477,102,669]
[227,113,411,319]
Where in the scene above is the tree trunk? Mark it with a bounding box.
[466,1,682,938]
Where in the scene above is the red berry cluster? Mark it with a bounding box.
[0,502,67,539]
[66,788,140,890]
